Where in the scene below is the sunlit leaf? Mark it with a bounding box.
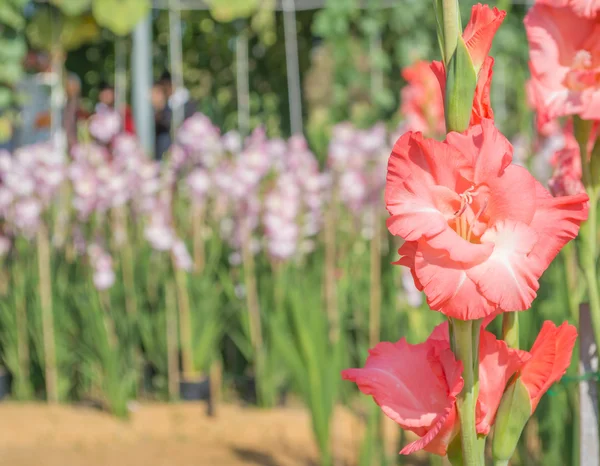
[0,2,24,30]
[0,115,13,143]
[205,0,259,22]
[92,0,150,36]
[50,0,92,16]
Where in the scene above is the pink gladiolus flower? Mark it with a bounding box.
[548,123,595,197]
[525,4,600,126]
[520,321,577,412]
[401,61,445,136]
[535,0,600,18]
[342,322,526,455]
[386,119,588,319]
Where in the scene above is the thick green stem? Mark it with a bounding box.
[501,312,519,349]
[452,319,483,466]
[494,461,508,466]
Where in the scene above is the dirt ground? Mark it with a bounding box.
[0,402,389,466]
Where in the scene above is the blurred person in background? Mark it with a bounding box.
[153,72,197,160]
[95,81,136,135]
[64,73,90,149]
[32,72,89,150]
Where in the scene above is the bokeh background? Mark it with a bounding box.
[0,1,579,466]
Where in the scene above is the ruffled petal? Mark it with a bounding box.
[462,4,506,72]
[471,56,495,125]
[386,132,455,241]
[476,330,531,435]
[484,164,538,226]
[528,179,589,275]
[341,339,456,429]
[446,120,513,185]
[401,407,458,456]
[521,321,577,412]
[415,242,497,319]
[393,241,423,291]
[467,220,540,312]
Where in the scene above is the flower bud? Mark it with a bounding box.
[444,36,478,133]
[491,378,533,463]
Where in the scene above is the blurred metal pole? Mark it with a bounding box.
[235,29,250,139]
[114,37,127,128]
[283,0,303,135]
[132,14,155,156]
[169,0,185,134]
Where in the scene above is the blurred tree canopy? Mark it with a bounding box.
[4,0,532,145]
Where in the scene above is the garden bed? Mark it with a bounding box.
[0,402,419,466]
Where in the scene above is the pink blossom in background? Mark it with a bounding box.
[525,4,600,127]
[88,243,115,290]
[535,0,600,18]
[172,239,193,272]
[401,60,445,136]
[89,109,121,144]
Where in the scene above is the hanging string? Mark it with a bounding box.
[282,0,303,136]
[168,0,185,134]
[235,28,250,139]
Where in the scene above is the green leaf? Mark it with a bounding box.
[0,87,12,109]
[0,2,24,30]
[92,0,150,36]
[206,0,259,22]
[51,0,92,16]
[0,62,23,85]
[0,36,26,62]
[61,14,100,50]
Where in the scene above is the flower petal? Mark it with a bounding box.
[446,119,513,185]
[341,339,455,430]
[528,180,588,275]
[415,242,497,319]
[476,330,531,435]
[462,4,506,72]
[484,164,538,226]
[393,241,423,291]
[521,321,577,412]
[468,220,540,311]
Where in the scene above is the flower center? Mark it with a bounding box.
[453,186,488,242]
[564,50,600,91]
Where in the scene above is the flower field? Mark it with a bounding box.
[1,1,600,466]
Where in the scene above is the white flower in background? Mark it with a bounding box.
[172,239,193,272]
[89,110,121,144]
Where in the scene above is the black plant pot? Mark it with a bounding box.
[0,367,11,401]
[142,362,156,394]
[237,375,289,407]
[180,376,213,415]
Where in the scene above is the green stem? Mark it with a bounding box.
[494,461,508,466]
[501,312,519,349]
[452,319,483,466]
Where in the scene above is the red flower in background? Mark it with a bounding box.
[342,322,527,455]
[386,119,588,319]
[401,61,445,136]
[525,4,600,129]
